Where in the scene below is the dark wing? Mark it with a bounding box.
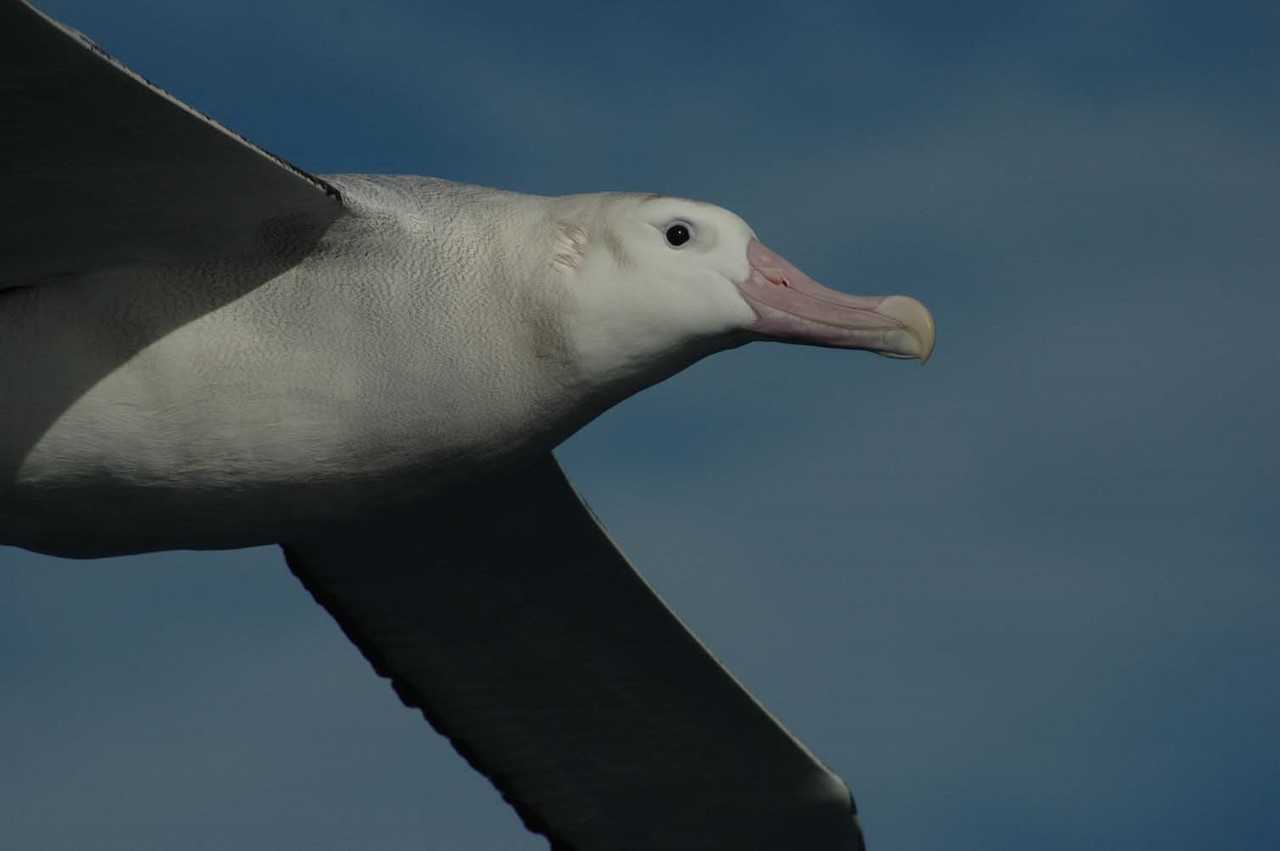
[0,0,342,289]
[283,455,866,851]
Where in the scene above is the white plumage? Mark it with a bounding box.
[2,2,936,848]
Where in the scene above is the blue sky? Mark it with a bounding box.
[3,0,1278,848]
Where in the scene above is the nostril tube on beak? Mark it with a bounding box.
[740,238,937,361]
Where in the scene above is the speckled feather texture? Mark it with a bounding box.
[1,2,873,848]
[0,3,766,556]
[1,170,757,555]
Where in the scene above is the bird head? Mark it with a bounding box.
[546,192,935,390]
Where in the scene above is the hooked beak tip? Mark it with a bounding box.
[876,295,936,364]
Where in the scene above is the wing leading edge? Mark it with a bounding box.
[284,455,866,851]
[7,2,868,844]
[1,0,342,289]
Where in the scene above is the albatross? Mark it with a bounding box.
[1,1,935,848]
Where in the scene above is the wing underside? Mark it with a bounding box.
[284,455,866,851]
[1,0,342,288]
[7,3,866,845]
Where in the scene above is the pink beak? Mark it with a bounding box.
[736,239,936,362]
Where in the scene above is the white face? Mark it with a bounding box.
[550,193,760,388]
[546,191,935,395]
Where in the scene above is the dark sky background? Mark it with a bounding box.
[3,0,1278,848]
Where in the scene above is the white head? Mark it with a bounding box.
[543,192,935,395]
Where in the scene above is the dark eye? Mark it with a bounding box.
[665,223,691,247]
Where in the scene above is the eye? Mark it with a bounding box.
[664,222,692,247]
